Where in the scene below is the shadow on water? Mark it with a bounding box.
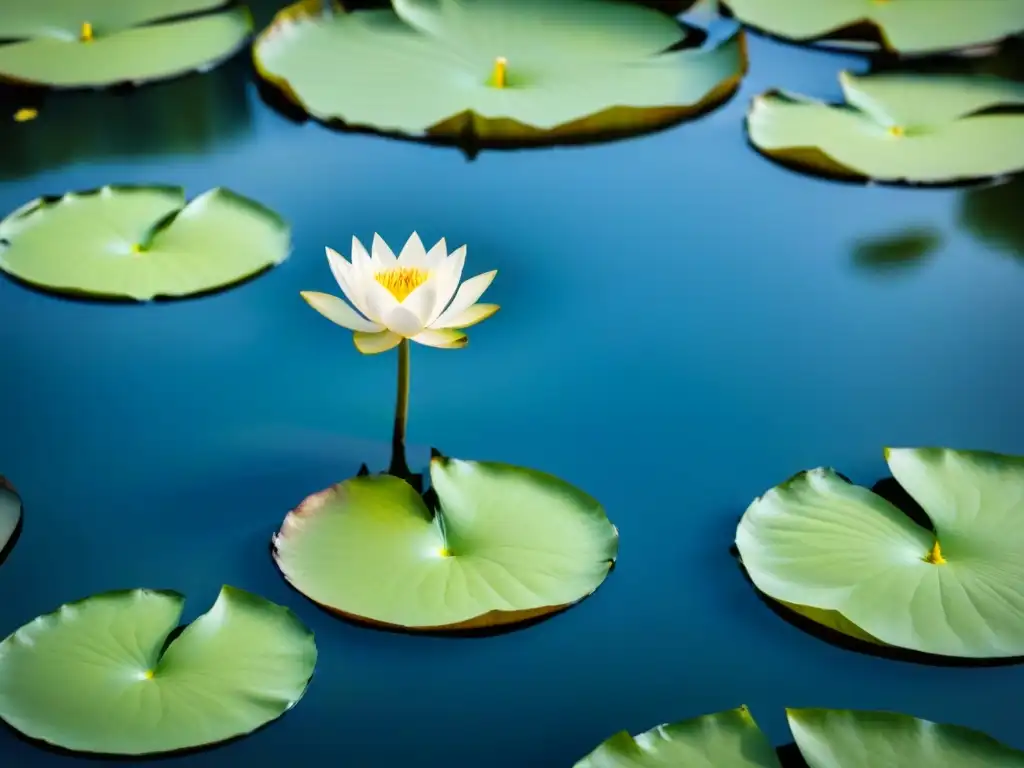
[0,515,22,569]
[959,175,1024,262]
[0,54,253,181]
[850,227,943,274]
[776,743,811,767]
[729,474,1024,669]
[0,477,22,568]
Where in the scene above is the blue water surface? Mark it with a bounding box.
[1,5,1023,766]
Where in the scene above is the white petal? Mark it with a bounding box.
[398,232,428,267]
[401,281,437,324]
[371,233,397,269]
[434,302,500,330]
[411,329,468,349]
[301,292,383,332]
[431,270,497,329]
[385,301,429,337]
[351,236,372,274]
[425,238,448,269]
[353,330,403,354]
[426,245,466,325]
[361,277,401,324]
[326,247,371,317]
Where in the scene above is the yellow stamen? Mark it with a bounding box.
[437,546,452,558]
[80,22,93,42]
[130,243,145,254]
[492,57,507,88]
[888,125,905,137]
[374,267,427,302]
[924,540,946,565]
[13,108,37,123]
[142,669,155,679]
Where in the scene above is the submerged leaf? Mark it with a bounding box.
[273,456,618,630]
[736,448,1024,658]
[0,185,290,301]
[0,586,316,755]
[747,71,1024,184]
[0,0,253,88]
[720,0,1024,55]
[253,0,747,144]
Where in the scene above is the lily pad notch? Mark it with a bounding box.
[0,585,317,755]
[0,185,291,301]
[272,452,619,631]
[0,0,254,88]
[719,0,1024,55]
[0,477,22,566]
[735,447,1024,660]
[574,706,1024,766]
[252,0,749,148]
[746,71,1024,185]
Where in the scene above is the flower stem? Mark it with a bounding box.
[388,338,412,479]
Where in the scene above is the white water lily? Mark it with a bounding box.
[301,233,499,354]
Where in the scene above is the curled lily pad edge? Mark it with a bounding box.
[717,0,1024,57]
[251,0,750,148]
[734,446,1024,663]
[744,71,1024,187]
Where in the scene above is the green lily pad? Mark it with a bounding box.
[0,185,290,301]
[576,706,1024,766]
[272,455,619,630]
[720,0,1024,55]
[786,708,1024,767]
[0,478,21,560]
[574,706,780,767]
[735,447,1024,658]
[0,585,316,755]
[747,71,1024,184]
[253,0,748,145]
[0,0,253,88]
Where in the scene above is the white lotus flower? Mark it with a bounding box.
[301,233,499,354]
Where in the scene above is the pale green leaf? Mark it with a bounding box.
[0,185,290,301]
[0,586,317,755]
[272,456,618,630]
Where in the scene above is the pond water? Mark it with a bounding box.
[1,4,1023,766]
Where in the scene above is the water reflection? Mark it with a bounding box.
[851,228,943,274]
[0,56,253,181]
[959,175,1024,262]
